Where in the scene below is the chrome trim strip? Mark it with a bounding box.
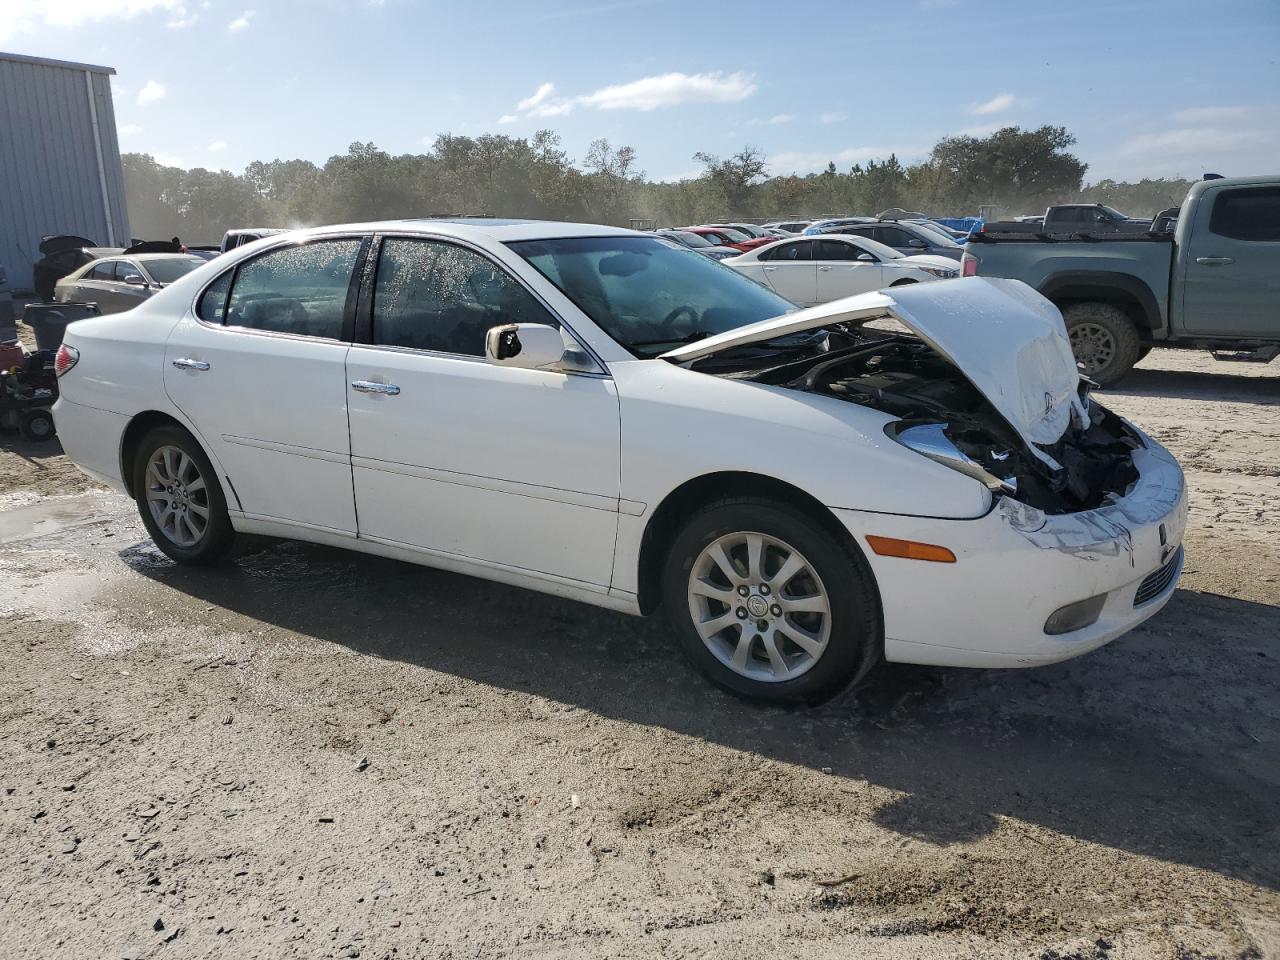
[351,455,618,513]
[222,434,350,465]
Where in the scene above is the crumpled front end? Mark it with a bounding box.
[832,427,1187,667]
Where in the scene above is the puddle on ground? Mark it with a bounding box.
[0,493,115,544]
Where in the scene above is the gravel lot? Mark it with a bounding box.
[1,348,1277,959]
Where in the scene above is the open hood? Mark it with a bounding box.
[38,235,97,256]
[662,277,1088,451]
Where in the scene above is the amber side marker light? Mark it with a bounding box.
[865,535,957,563]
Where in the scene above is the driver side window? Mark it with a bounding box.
[371,238,556,356]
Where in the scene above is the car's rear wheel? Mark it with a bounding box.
[20,409,55,442]
[1062,302,1141,386]
[662,498,881,703]
[132,424,235,565]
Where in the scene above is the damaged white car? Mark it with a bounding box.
[52,222,1186,702]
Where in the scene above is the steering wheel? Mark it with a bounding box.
[660,305,700,335]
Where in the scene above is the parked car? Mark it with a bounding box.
[802,217,875,236]
[725,235,957,305]
[682,226,775,253]
[53,220,1186,703]
[764,221,813,235]
[219,228,287,253]
[963,174,1280,383]
[705,222,775,241]
[32,235,123,302]
[982,204,1152,237]
[818,220,965,261]
[53,254,206,315]
[655,229,739,261]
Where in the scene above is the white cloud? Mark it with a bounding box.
[207,140,227,152]
[748,114,793,127]
[767,145,926,176]
[1099,104,1280,179]
[970,93,1017,115]
[578,71,755,111]
[517,82,556,112]
[505,70,756,120]
[227,9,254,31]
[119,123,143,135]
[136,80,166,105]
[0,0,182,42]
[166,11,197,27]
[819,111,847,124]
[151,152,188,168]
[496,114,518,125]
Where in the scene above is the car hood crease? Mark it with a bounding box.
[662,277,1089,456]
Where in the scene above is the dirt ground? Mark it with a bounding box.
[1,347,1277,960]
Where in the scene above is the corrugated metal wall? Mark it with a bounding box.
[0,55,131,292]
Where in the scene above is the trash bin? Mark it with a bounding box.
[21,302,101,352]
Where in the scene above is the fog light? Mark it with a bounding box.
[1044,594,1107,635]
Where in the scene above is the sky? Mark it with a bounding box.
[2,0,1278,183]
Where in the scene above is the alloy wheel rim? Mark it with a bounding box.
[145,445,210,548]
[687,531,832,683]
[1069,322,1115,376]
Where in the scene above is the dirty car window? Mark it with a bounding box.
[226,239,361,339]
[508,236,793,356]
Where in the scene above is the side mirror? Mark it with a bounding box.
[856,253,875,262]
[485,323,566,369]
[907,239,927,248]
[122,273,147,286]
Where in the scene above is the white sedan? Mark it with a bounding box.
[725,234,957,305]
[52,221,1186,703]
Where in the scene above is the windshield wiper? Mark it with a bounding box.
[629,330,713,349]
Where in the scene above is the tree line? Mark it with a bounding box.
[122,125,1196,243]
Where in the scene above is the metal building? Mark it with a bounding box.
[0,52,130,292]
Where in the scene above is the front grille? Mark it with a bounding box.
[1133,547,1182,607]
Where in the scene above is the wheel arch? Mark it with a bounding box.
[1038,271,1161,335]
[119,410,239,512]
[634,470,877,616]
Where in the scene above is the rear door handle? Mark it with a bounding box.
[762,266,776,271]
[1195,256,1234,265]
[818,266,832,272]
[351,380,400,396]
[171,358,210,371]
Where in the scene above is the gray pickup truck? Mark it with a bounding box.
[961,175,1280,384]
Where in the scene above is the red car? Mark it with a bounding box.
[682,226,775,254]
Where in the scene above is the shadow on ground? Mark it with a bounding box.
[121,534,1280,893]
[1110,364,1279,405]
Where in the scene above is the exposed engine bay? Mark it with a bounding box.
[702,329,1141,513]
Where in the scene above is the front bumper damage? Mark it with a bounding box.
[832,431,1187,668]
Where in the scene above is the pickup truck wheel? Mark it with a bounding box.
[1062,302,1141,386]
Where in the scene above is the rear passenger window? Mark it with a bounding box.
[225,239,362,339]
[763,241,813,262]
[1209,187,1280,242]
[371,238,556,356]
[816,240,863,261]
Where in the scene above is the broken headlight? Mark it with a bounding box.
[886,422,1017,495]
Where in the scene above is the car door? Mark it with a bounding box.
[814,239,886,301]
[1181,184,1280,338]
[344,235,621,586]
[163,235,368,532]
[109,260,155,313]
[71,261,120,311]
[759,240,818,304]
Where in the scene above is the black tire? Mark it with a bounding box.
[20,409,55,441]
[131,424,235,565]
[1061,302,1141,386]
[661,497,882,704]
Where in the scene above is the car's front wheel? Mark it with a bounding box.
[662,498,881,703]
[132,424,235,564]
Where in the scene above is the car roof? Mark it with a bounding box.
[269,218,641,245]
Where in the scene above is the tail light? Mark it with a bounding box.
[54,344,79,377]
[960,253,979,277]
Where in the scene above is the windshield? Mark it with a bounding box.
[509,236,794,357]
[1099,205,1129,220]
[665,230,713,248]
[841,236,903,260]
[142,256,203,284]
[721,224,768,238]
[708,227,750,243]
[911,221,961,245]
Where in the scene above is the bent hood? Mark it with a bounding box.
[662,276,1088,452]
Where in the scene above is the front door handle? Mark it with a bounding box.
[818,265,832,272]
[762,266,777,272]
[1195,256,1235,265]
[172,358,210,371]
[351,380,401,396]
